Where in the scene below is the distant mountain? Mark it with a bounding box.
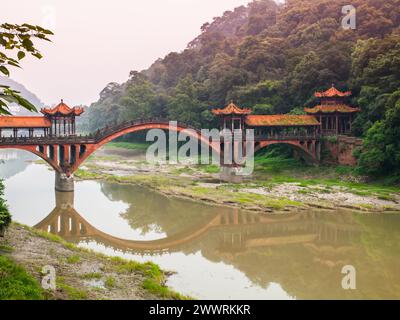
[0,76,44,115]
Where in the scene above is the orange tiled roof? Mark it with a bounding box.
[314,86,352,98]
[0,116,51,128]
[212,102,251,115]
[245,115,320,127]
[41,100,84,116]
[304,104,360,114]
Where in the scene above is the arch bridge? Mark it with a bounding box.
[0,118,320,164]
[0,117,320,190]
[0,99,322,190]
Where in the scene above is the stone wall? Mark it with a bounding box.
[322,136,363,166]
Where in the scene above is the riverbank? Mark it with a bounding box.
[0,223,186,300]
[72,145,400,214]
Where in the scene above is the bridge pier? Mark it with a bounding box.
[55,172,74,192]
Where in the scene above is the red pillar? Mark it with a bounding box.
[64,145,70,165]
[53,145,59,165]
[42,145,48,157]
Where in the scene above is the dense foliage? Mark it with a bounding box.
[82,0,400,179]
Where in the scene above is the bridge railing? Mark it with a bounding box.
[92,118,199,142]
[0,135,96,145]
[254,134,321,141]
[0,119,321,145]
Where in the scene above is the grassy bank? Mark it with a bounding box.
[252,157,399,199]
[0,223,187,300]
[104,141,151,151]
[0,253,45,300]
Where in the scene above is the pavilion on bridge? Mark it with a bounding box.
[212,102,321,138]
[212,85,360,137]
[304,85,360,135]
[0,100,84,138]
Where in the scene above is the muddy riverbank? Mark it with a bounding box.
[0,223,185,300]
[73,146,400,214]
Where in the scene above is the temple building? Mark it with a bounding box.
[212,85,360,138]
[304,85,360,135]
[41,100,84,136]
[212,102,252,131]
[212,102,321,138]
[0,100,84,138]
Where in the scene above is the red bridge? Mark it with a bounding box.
[0,86,360,190]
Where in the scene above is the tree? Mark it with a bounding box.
[0,181,11,236]
[167,75,207,127]
[0,23,53,114]
[356,91,400,180]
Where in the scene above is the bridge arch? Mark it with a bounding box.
[255,140,319,165]
[72,121,221,173]
[0,145,61,172]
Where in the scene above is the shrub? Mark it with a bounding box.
[0,180,11,236]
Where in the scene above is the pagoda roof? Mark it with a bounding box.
[41,100,84,116]
[245,115,320,127]
[212,102,251,115]
[314,85,352,98]
[0,116,51,128]
[304,104,360,114]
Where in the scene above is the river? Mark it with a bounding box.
[1,149,400,299]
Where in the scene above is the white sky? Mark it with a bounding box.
[2,0,253,106]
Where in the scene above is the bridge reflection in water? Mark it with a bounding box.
[34,191,400,299]
[35,191,358,254]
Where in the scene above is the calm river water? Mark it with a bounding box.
[1,149,400,299]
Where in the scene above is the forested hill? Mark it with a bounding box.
[84,0,400,178]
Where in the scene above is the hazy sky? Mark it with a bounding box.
[2,0,254,106]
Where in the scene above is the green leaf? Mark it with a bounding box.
[32,52,43,59]
[17,51,25,60]
[0,66,9,76]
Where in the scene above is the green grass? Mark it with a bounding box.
[0,244,14,253]
[0,255,45,300]
[198,164,220,174]
[80,272,102,280]
[111,257,188,299]
[251,151,399,199]
[105,141,150,151]
[66,254,81,264]
[75,168,102,179]
[57,277,88,300]
[105,276,116,289]
[28,226,78,251]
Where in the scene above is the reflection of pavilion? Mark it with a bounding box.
[35,192,362,256]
